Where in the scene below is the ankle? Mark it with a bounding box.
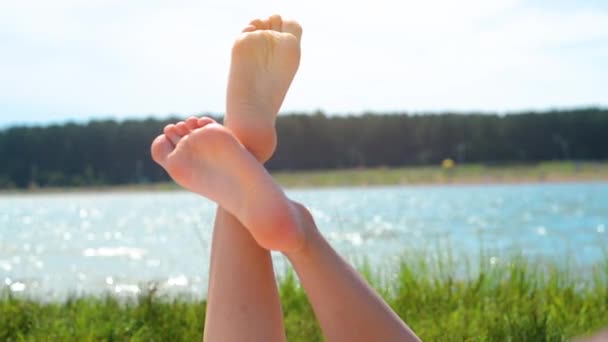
[282,201,319,256]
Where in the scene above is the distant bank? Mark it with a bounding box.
[1,108,607,189]
[3,161,607,194]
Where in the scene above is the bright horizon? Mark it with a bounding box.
[1,0,607,127]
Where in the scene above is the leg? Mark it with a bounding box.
[204,16,303,340]
[203,207,285,341]
[151,121,419,340]
[284,202,421,342]
[151,15,303,341]
[218,18,415,338]
[153,118,291,341]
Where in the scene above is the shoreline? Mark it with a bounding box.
[1,161,608,195]
[1,177,606,196]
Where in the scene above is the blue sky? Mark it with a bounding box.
[1,0,607,127]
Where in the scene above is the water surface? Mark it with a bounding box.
[1,182,606,299]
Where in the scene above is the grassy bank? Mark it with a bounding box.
[2,256,607,341]
[272,161,608,188]
[2,161,607,194]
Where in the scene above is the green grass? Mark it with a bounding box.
[2,255,607,341]
[272,161,608,188]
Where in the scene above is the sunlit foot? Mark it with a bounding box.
[150,117,305,252]
[224,14,302,163]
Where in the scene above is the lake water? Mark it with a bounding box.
[1,182,607,299]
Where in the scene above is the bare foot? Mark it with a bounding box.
[224,14,302,163]
[150,117,305,252]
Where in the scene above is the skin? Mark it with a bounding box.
[204,207,286,342]
[224,14,301,163]
[151,119,419,341]
[150,15,420,342]
[204,15,302,342]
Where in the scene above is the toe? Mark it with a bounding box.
[249,18,267,30]
[282,20,302,41]
[197,117,215,128]
[242,25,256,33]
[163,124,181,146]
[175,121,189,136]
[163,123,175,136]
[185,117,199,130]
[150,135,173,164]
[268,14,282,31]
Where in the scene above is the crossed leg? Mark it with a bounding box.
[151,118,419,340]
[150,15,420,342]
[153,117,291,341]
[148,15,302,341]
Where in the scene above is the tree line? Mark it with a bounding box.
[0,108,606,188]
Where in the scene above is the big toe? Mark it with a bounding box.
[151,134,174,165]
[268,14,282,31]
[282,20,302,41]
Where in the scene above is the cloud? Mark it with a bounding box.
[0,0,607,125]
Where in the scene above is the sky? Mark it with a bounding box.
[1,0,607,127]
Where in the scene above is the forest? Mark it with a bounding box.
[0,107,606,189]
